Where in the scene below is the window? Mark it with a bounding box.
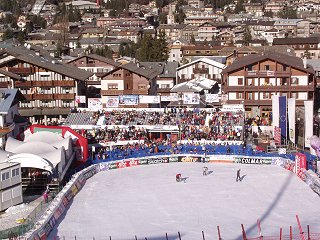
[108,84,118,90]
[138,84,146,89]
[283,65,287,71]
[291,77,298,85]
[62,87,71,94]
[247,92,253,100]
[238,78,243,85]
[1,171,9,181]
[12,168,19,177]
[263,92,271,99]
[264,65,270,71]
[247,65,253,71]
[161,84,170,89]
[247,78,253,86]
[236,92,243,99]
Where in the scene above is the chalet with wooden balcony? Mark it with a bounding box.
[176,57,226,84]
[0,47,93,122]
[221,52,315,117]
[273,36,320,59]
[100,62,158,108]
[67,54,120,98]
[0,89,26,148]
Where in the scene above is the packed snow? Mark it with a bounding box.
[50,163,320,240]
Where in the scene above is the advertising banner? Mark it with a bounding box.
[108,162,118,169]
[82,168,96,179]
[119,95,139,105]
[71,184,78,196]
[138,159,148,165]
[279,96,287,139]
[75,95,86,104]
[221,104,244,112]
[62,196,68,207]
[179,156,202,162]
[161,94,178,102]
[274,126,281,144]
[88,98,102,111]
[105,96,119,108]
[139,95,160,104]
[205,94,219,103]
[295,153,307,180]
[43,222,52,236]
[99,162,109,171]
[65,191,73,202]
[125,159,139,167]
[148,157,170,164]
[183,93,200,104]
[272,95,280,135]
[48,216,57,228]
[304,100,314,148]
[208,155,235,163]
[234,157,272,164]
[288,98,296,144]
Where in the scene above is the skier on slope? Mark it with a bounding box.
[236,169,241,182]
[176,173,182,182]
[203,166,208,176]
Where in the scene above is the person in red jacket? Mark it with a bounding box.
[176,173,181,182]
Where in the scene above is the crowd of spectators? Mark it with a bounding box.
[100,109,208,126]
[74,109,246,143]
[92,141,254,161]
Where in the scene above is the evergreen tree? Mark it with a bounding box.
[157,30,168,61]
[190,34,196,44]
[243,26,252,46]
[278,6,297,19]
[234,0,245,13]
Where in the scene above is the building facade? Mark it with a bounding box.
[221,52,315,117]
[0,47,92,123]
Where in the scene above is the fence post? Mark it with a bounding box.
[280,228,282,240]
[202,231,205,240]
[75,236,77,240]
[217,226,222,240]
[296,215,305,240]
[241,224,247,240]
[290,226,293,240]
[166,233,168,240]
[135,235,137,240]
[178,231,181,240]
[307,225,310,240]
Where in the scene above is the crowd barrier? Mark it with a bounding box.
[24,153,320,240]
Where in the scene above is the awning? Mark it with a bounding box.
[7,153,54,173]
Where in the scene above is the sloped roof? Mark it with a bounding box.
[171,77,217,93]
[177,57,226,71]
[68,54,120,67]
[273,37,320,45]
[0,47,93,81]
[0,89,25,114]
[221,52,314,74]
[102,62,159,79]
[0,69,20,80]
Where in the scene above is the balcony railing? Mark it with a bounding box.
[0,123,15,134]
[157,88,171,93]
[8,67,33,74]
[32,81,54,87]
[14,81,32,87]
[223,84,314,92]
[53,80,75,87]
[245,70,291,77]
[193,67,209,74]
[0,82,9,88]
[54,93,76,100]
[33,94,54,100]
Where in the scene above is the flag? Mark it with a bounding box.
[304,100,314,148]
[272,95,279,138]
[288,98,296,144]
[274,126,281,144]
[279,96,287,139]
